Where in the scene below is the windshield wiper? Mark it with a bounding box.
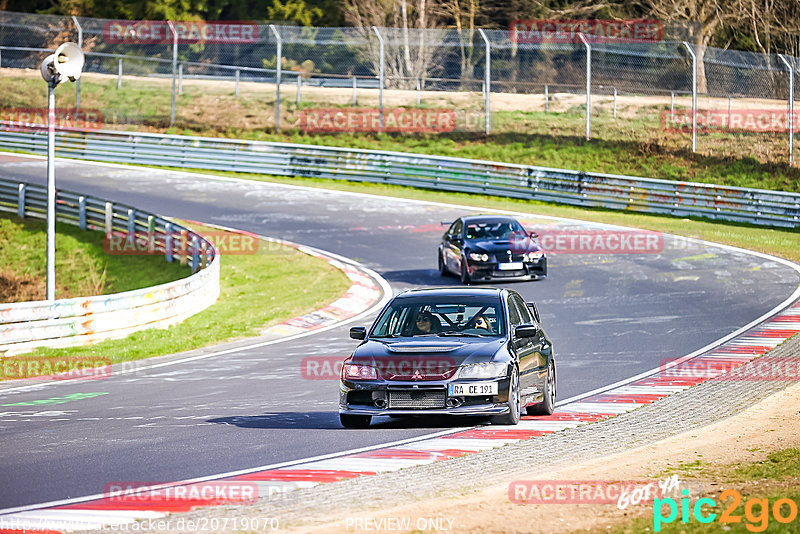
[437,331,487,337]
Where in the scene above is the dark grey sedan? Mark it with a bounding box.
[339,287,556,428]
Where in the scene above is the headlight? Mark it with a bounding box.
[342,364,377,380]
[458,362,506,379]
[524,251,544,262]
[468,252,490,262]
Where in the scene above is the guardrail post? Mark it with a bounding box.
[178,63,183,95]
[17,184,25,218]
[372,26,384,132]
[683,42,697,153]
[179,229,188,265]
[352,77,357,106]
[296,74,302,106]
[579,33,591,140]
[478,28,491,135]
[126,208,136,243]
[778,54,794,165]
[235,69,240,97]
[78,196,86,229]
[104,202,113,234]
[270,24,282,132]
[117,58,123,89]
[191,235,200,272]
[200,241,208,269]
[72,16,82,109]
[165,222,174,262]
[167,21,178,126]
[147,215,155,253]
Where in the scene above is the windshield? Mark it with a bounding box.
[371,297,505,338]
[465,220,526,240]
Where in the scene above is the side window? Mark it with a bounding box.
[451,220,463,238]
[507,296,523,327]
[512,295,533,323]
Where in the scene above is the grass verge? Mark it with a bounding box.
[613,448,800,533]
[3,221,352,376]
[0,212,187,302]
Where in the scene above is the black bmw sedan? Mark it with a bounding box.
[339,287,556,428]
[438,215,547,284]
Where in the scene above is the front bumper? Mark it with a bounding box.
[467,258,547,282]
[339,377,511,416]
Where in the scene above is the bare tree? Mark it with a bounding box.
[435,0,481,87]
[343,0,442,88]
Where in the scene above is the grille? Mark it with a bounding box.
[492,270,526,277]
[388,389,446,409]
[493,253,526,262]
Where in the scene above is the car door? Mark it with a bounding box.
[508,293,540,398]
[443,219,464,272]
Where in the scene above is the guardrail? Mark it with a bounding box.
[0,128,798,228]
[0,176,220,355]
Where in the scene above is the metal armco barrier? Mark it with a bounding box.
[0,128,798,228]
[0,176,220,355]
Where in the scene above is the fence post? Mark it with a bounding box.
[579,33,591,140]
[372,26,384,132]
[613,87,617,118]
[727,95,731,128]
[167,21,178,126]
[478,28,491,135]
[71,16,82,109]
[416,78,421,106]
[778,54,794,165]
[178,63,183,95]
[117,58,122,89]
[296,74,302,106]
[235,69,240,97]
[17,184,25,218]
[127,208,136,243]
[78,196,86,230]
[545,84,549,113]
[270,24,282,132]
[670,91,674,121]
[352,77,357,106]
[683,42,697,153]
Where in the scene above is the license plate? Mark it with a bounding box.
[498,262,523,270]
[448,382,498,396]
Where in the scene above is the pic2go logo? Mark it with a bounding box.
[654,489,799,532]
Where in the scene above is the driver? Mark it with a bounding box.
[474,314,493,333]
[413,312,440,335]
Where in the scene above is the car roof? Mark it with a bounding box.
[460,215,520,225]
[394,287,506,299]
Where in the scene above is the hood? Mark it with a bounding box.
[350,338,506,381]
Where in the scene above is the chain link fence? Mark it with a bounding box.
[0,10,796,164]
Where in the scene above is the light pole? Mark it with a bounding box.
[40,42,84,302]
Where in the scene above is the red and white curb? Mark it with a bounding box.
[3,301,798,532]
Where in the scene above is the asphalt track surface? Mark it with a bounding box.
[1,156,798,511]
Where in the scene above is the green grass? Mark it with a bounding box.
[17,221,351,366]
[0,213,187,302]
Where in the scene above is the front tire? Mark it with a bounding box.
[491,366,520,425]
[438,250,448,277]
[527,361,556,416]
[340,413,371,428]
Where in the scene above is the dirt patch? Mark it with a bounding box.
[0,270,44,302]
[284,381,800,534]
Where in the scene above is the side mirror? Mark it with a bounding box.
[349,326,367,340]
[515,325,539,338]
[529,231,539,239]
